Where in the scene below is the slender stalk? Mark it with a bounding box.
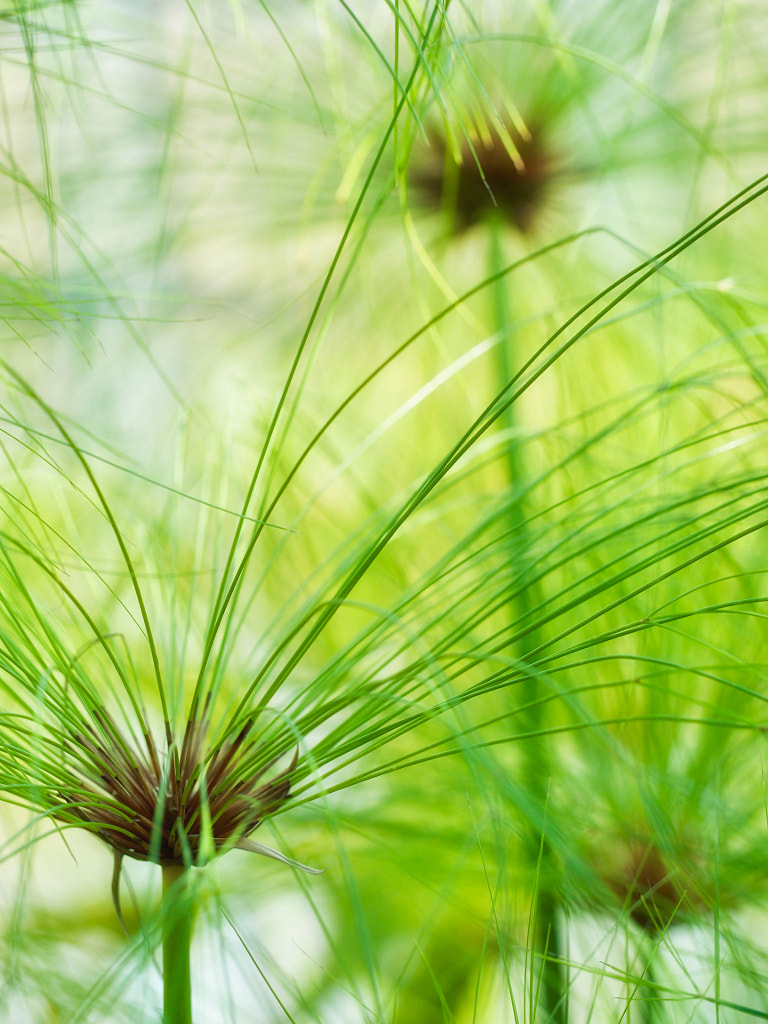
[489,217,565,1024]
[641,952,658,1024]
[162,865,194,1024]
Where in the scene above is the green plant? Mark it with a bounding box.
[2,2,768,1023]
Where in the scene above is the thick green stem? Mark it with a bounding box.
[162,864,193,1024]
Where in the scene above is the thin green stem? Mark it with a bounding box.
[162,865,193,1024]
[488,216,565,1024]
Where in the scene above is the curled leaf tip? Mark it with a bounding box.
[111,851,127,934]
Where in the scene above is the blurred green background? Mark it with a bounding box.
[1,1,768,1021]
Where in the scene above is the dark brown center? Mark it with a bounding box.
[59,708,294,866]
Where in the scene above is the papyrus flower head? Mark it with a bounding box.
[411,118,554,234]
[59,703,297,868]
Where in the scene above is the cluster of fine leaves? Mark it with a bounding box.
[1,1,768,1022]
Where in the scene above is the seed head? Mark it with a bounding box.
[58,705,296,868]
[411,118,553,233]
[604,839,704,933]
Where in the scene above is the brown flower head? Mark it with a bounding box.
[58,703,298,870]
[410,117,554,233]
[603,838,705,934]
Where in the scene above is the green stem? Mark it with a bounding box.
[641,952,658,1024]
[162,865,193,1024]
[488,216,566,1024]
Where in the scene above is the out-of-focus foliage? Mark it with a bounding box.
[1,1,768,1022]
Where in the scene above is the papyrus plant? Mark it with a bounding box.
[3,1,768,1021]
[0,163,764,1021]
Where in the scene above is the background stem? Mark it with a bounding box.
[162,864,193,1024]
[489,217,565,1023]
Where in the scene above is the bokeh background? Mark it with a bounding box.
[2,1,768,1021]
